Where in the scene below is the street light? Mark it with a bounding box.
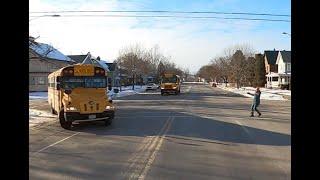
[29,14,61,22]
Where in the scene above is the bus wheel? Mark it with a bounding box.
[51,107,56,114]
[59,110,72,130]
[104,116,113,126]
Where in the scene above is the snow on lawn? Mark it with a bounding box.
[29,86,147,100]
[29,109,56,127]
[217,85,289,101]
[108,85,147,99]
[242,87,291,96]
[29,92,48,100]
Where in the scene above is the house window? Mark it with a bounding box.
[30,77,35,85]
[272,77,278,81]
[38,77,45,85]
[287,63,291,72]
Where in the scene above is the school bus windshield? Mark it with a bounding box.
[161,76,177,83]
[61,77,106,89]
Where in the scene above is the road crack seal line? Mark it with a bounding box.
[122,116,174,180]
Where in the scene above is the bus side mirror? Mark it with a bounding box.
[64,89,72,94]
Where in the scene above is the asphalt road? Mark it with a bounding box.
[29,83,291,180]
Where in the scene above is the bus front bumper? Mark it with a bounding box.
[65,110,115,122]
[161,89,178,93]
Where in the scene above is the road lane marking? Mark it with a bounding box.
[123,116,173,180]
[129,118,172,180]
[33,132,80,154]
[137,116,174,180]
[121,117,171,179]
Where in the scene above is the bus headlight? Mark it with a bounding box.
[173,86,177,89]
[106,106,114,110]
[67,107,77,111]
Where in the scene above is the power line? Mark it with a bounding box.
[29,10,290,17]
[29,14,290,22]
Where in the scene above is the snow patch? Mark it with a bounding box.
[217,85,289,101]
[108,86,147,99]
[29,92,48,100]
[29,109,56,127]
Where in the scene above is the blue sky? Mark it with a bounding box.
[30,0,291,73]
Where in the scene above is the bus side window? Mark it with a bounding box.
[56,77,61,90]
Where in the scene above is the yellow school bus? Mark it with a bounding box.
[160,72,181,95]
[48,64,115,129]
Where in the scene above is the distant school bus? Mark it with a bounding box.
[160,72,181,95]
[48,64,115,129]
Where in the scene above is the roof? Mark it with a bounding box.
[67,55,88,63]
[29,42,74,62]
[279,51,291,63]
[96,60,110,71]
[264,50,279,65]
[79,53,110,71]
[106,63,116,71]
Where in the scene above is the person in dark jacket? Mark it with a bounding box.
[248,87,262,117]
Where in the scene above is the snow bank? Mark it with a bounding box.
[29,92,48,100]
[108,85,147,99]
[29,109,56,127]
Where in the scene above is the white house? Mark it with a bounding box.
[264,50,279,88]
[276,50,291,89]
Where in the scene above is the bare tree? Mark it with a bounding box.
[117,43,184,85]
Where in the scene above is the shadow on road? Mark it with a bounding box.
[71,108,291,146]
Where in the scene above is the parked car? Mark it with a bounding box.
[146,83,160,91]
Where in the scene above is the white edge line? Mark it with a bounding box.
[34,132,80,154]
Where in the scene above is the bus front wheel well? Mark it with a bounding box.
[59,109,72,130]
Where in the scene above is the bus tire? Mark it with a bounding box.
[51,107,57,115]
[59,110,72,130]
[105,116,113,126]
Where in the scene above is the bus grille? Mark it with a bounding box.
[81,102,101,113]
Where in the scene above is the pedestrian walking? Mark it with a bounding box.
[248,87,262,117]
